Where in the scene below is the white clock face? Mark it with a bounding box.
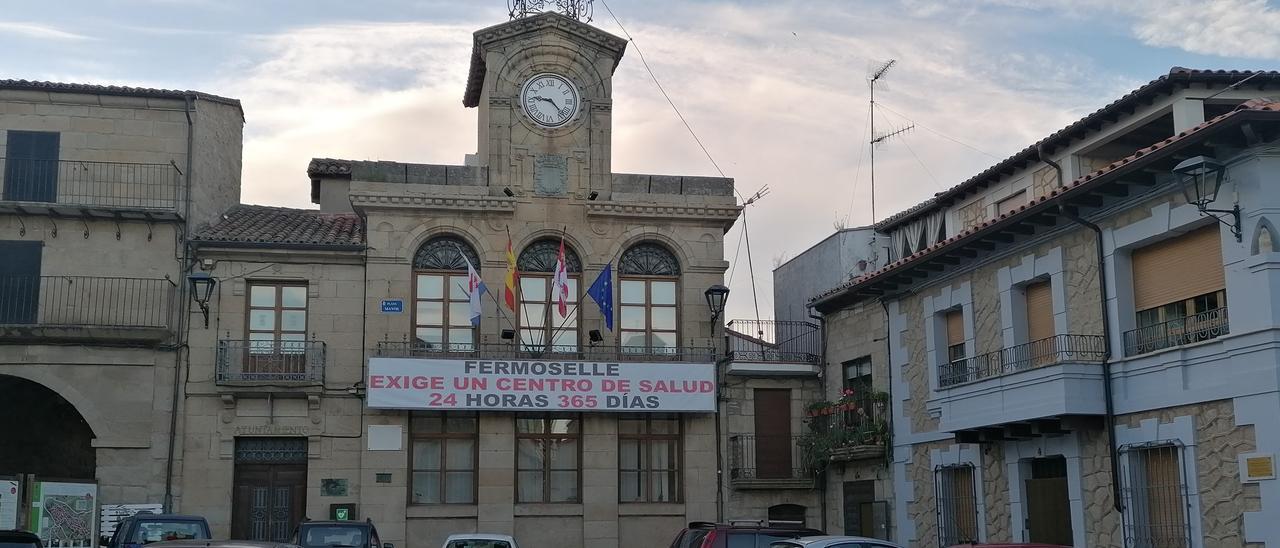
[520,73,579,128]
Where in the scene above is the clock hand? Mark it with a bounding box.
[537,96,558,108]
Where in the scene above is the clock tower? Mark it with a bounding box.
[463,10,627,199]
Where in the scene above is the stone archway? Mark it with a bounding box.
[0,374,96,478]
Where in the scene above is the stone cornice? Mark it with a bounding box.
[585,201,741,224]
[350,192,517,214]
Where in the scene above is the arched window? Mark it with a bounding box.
[619,242,680,354]
[413,236,481,352]
[517,239,582,350]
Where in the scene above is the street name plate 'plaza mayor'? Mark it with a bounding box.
[366,357,715,412]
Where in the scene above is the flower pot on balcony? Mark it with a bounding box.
[829,444,884,462]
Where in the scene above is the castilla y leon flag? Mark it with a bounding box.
[553,236,570,317]
[504,234,518,311]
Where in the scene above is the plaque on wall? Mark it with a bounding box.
[534,154,568,196]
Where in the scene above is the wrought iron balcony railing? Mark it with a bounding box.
[726,319,820,364]
[728,434,811,481]
[1123,306,1229,357]
[216,339,326,384]
[374,341,715,362]
[0,275,174,328]
[938,334,1107,388]
[0,158,181,210]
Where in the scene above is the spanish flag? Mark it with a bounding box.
[504,234,518,311]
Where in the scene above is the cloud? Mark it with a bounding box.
[0,21,91,41]
[1127,0,1280,59]
[201,1,1144,321]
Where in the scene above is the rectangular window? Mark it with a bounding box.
[945,309,966,362]
[1127,225,1228,355]
[246,282,308,374]
[995,189,1027,217]
[619,278,678,354]
[842,357,872,390]
[410,412,477,504]
[1121,444,1190,548]
[936,464,979,547]
[4,130,59,202]
[516,414,581,503]
[519,275,579,352]
[618,415,681,503]
[415,272,476,351]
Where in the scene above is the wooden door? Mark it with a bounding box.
[753,389,792,479]
[4,131,59,202]
[1025,457,1072,545]
[232,463,306,542]
[0,241,41,324]
[843,480,875,536]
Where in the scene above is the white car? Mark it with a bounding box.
[440,534,518,548]
[769,535,903,548]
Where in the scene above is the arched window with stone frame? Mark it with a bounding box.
[413,235,482,352]
[517,239,582,351]
[618,242,681,355]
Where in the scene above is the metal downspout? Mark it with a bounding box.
[164,94,197,511]
[1038,145,1124,514]
[809,307,828,532]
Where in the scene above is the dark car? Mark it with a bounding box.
[107,514,212,548]
[290,519,391,548]
[670,520,825,548]
[0,530,42,548]
[147,541,299,548]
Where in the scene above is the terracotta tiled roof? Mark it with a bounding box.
[810,100,1280,308]
[875,67,1280,231]
[193,205,364,249]
[0,79,242,113]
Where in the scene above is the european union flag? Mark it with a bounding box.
[587,262,614,331]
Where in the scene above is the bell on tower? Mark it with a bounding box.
[507,0,593,21]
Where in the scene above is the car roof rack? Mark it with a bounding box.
[727,519,766,527]
[687,521,717,529]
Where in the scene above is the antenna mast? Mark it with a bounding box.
[868,59,912,224]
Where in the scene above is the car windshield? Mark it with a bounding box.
[130,522,208,544]
[304,527,367,547]
[445,541,511,548]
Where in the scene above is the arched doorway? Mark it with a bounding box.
[0,374,96,478]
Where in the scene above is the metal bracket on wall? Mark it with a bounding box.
[80,219,90,239]
[46,217,57,238]
[114,221,122,240]
[15,217,24,236]
[146,221,153,241]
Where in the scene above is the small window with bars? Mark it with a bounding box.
[1120,443,1191,548]
[935,463,979,547]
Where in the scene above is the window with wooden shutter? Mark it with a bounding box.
[945,310,965,362]
[936,464,979,546]
[996,190,1027,217]
[1121,444,1189,548]
[1127,225,1229,355]
[1025,280,1054,342]
[1132,225,1224,311]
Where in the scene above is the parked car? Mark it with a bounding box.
[146,540,299,548]
[290,519,390,548]
[106,514,211,548]
[769,535,903,548]
[440,534,517,548]
[669,520,825,548]
[0,530,43,548]
[947,545,1070,548]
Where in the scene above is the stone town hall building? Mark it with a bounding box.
[0,10,822,548]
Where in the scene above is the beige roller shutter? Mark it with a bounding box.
[1026,280,1054,342]
[946,310,965,347]
[1132,225,1225,311]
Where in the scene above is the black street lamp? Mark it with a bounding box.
[704,284,730,323]
[1174,156,1241,241]
[187,272,217,328]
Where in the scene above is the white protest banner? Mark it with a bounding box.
[366,357,715,412]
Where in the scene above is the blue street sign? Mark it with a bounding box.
[380,299,403,313]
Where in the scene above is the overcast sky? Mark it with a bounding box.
[4,0,1280,321]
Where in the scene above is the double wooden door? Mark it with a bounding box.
[754,389,792,479]
[231,463,306,542]
[1025,457,1072,545]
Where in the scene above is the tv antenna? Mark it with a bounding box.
[867,59,912,223]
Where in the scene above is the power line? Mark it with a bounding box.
[880,101,998,159]
[600,0,762,321]
[898,134,944,190]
